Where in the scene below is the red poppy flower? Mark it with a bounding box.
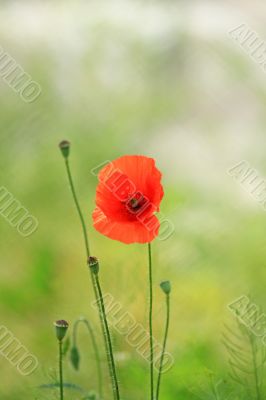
[92,155,164,244]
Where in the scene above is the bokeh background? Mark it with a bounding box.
[1,1,266,399]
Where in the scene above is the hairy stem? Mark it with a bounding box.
[65,159,90,257]
[210,375,219,400]
[250,335,261,400]
[73,319,103,399]
[95,273,120,400]
[148,243,154,400]
[59,340,64,400]
[156,293,170,400]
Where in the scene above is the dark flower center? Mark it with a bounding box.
[126,193,148,215]
[130,198,139,209]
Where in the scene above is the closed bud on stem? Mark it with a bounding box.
[59,140,70,159]
[88,256,99,275]
[70,346,80,370]
[54,320,69,341]
[160,280,171,295]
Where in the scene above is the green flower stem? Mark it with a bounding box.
[210,374,219,400]
[64,159,98,307]
[250,335,261,400]
[62,157,120,400]
[94,273,120,400]
[73,318,103,399]
[65,158,90,257]
[148,242,154,400]
[59,340,64,400]
[156,293,170,400]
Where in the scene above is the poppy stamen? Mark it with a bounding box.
[130,198,139,209]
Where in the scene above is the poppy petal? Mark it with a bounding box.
[92,207,160,244]
[95,170,134,222]
[98,155,164,211]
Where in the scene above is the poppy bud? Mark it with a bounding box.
[59,140,70,159]
[54,320,69,341]
[88,256,99,275]
[70,346,80,370]
[160,280,171,295]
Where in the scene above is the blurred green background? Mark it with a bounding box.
[1,1,266,399]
